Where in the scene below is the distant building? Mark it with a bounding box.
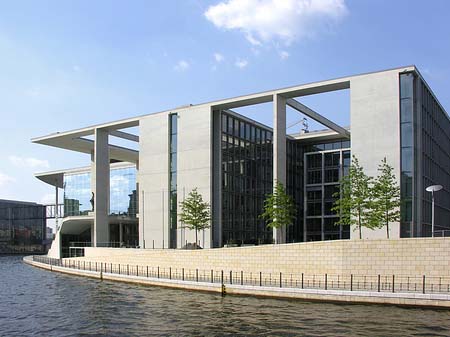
[0,199,47,254]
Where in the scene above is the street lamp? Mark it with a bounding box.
[426,184,443,237]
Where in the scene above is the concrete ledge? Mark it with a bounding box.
[23,256,450,308]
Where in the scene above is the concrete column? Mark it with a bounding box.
[273,94,287,244]
[92,128,110,246]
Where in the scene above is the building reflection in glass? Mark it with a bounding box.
[63,166,137,217]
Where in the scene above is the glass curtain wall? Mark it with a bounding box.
[0,203,46,253]
[169,113,178,248]
[304,145,350,241]
[399,73,415,236]
[418,77,450,236]
[64,167,137,217]
[221,111,273,245]
[64,172,91,216]
[110,167,137,216]
[286,140,304,242]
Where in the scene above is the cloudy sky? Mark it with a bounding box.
[1,0,450,206]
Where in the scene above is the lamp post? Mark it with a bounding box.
[426,185,443,237]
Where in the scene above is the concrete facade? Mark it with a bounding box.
[350,69,402,239]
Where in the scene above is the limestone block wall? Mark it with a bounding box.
[82,238,450,277]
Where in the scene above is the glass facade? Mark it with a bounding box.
[63,166,137,217]
[110,167,138,217]
[220,110,351,245]
[221,112,273,245]
[64,172,91,216]
[286,140,304,242]
[0,201,46,253]
[417,76,450,236]
[400,73,415,236]
[169,113,178,248]
[304,147,350,241]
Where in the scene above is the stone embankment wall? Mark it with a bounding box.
[80,238,450,277]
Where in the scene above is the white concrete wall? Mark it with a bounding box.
[139,112,170,249]
[138,105,213,249]
[350,69,401,239]
[177,105,212,248]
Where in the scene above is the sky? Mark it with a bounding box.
[1,0,450,207]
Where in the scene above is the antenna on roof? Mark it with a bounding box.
[301,118,309,134]
[287,118,309,134]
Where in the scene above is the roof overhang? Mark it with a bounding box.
[32,117,139,162]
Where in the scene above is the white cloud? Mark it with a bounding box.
[205,0,348,46]
[280,50,290,60]
[0,172,15,187]
[9,156,50,169]
[235,58,248,69]
[214,52,225,63]
[174,60,190,72]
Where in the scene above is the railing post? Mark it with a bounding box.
[301,273,304,289]
[221,270,224,285]
[230,271,232,285]
[392,275,395,293]
[423,275,426,294]
[95,262,97,272]
[137,265,139,277]
[170,267,172,280]
[211,270,213,283]
[196,269,198,282]
[158,266,160,279]
[146,266,149,278]
[241,271,243,286]
[378,274,381,292]
[350,274,353,291]
[118,264,121,274]
[127,264,129,276]
[182,268,185,281]
[280,272,282,288]
[110,263,112,273]
[325,274,327,290]
[259,272,262,287]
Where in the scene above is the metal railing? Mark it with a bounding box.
[31,256,450,295]
[434,230,450,237]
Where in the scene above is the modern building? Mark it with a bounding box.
[0,199,47,254]
[33,66,450,258]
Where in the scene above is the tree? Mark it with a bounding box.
[332,156,373,239]
[370,157,401,238]
[260,181,296,244]
[179,188,211,248]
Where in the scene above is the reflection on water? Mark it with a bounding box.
[1,255,450,336]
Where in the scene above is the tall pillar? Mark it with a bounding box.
[92,128,110,247]
[273,94,287,244]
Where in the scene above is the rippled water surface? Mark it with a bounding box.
[1,256,450,336]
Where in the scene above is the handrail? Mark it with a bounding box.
[31,256,450,295]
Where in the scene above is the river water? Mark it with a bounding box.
[1,255,450,336]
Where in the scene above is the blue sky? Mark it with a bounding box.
[1,0,450,206]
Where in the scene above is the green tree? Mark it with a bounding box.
[179,188,211,248]
[260,181,296,243]
[332,156,373,239]
[370,157,401,238]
